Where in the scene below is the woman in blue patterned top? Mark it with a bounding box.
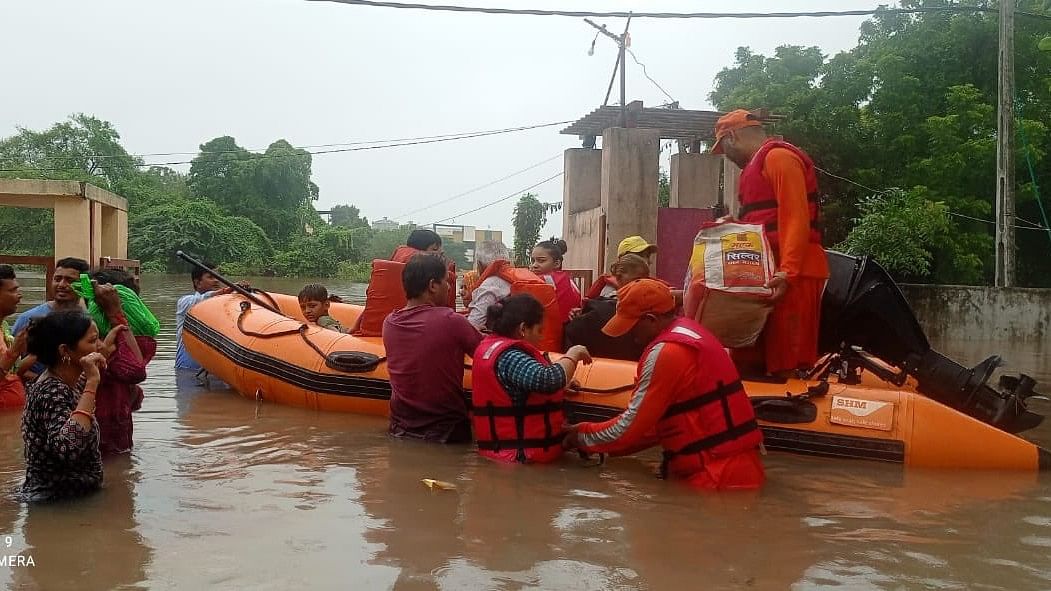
[471,294,591,464]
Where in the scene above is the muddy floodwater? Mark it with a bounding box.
[1,275,1049,590]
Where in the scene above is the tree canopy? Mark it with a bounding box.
[511,193,562,267]
[709,0,1051,286]
[0,115,417,278]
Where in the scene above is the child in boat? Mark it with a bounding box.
[585,236,658,299]
[298,284,344,332]
[529,237,582,324]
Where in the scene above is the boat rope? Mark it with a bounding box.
[235,301,385,373]
[250,288,282,312]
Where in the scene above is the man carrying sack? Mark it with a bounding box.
[710,109,829,375]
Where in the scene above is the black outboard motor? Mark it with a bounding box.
[818,251,1043,434]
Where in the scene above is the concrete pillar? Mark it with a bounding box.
[722,157,741,217]
[562,148,603,276]
[562,208,604,278]
[563,148,602,215]
[53,197,92,262]
[669,153,722,209]
[100,206,128,259]
[90,200,104,266]
[600,127,660,270]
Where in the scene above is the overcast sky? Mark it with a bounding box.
[1,0,883,240]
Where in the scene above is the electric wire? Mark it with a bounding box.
[0,120,574,172]
[815,166,1049,232]
[391,153,562,220]
[307,1,1051,22]
[626,48,676,104]
[423,171,563,226]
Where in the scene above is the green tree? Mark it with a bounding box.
[329,204,369,229]
[0,115,411,277]
[511,193,561,266]
[839,188,952,280]
[709,1,1051,286]
[186,136,249,208]
[188,137,318,245]
[365,229,407,262]
[0,114,145,255]
[273,225,366,277]
[442,240,470,270]
[129,198,273,273]
[0,113,140,188]
[658,170,670,208]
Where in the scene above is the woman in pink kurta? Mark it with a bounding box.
[96,332,156,455]
[90,269,158,456]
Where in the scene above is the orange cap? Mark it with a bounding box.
[710,109,762,155]
[602,278,676,337]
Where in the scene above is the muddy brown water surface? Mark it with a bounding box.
[1,275,1050,590]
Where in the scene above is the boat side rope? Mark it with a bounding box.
[235,301,385,373]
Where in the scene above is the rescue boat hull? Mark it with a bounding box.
[184,292,1050,471]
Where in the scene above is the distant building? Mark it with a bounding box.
[372,216,400,232]
[432,224,503,263]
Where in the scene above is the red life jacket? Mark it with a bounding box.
[738,140,822,260]
[356,259,408,336]
[390,245,419,264]
[642,318,763,480]
[540,271,581,323]
[471,336,565,464]
[480,260,563,352]
[390,245,457,308]
[585,274,618,300]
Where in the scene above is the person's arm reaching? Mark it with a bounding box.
[496,349,569,395]
[571,342,693,456]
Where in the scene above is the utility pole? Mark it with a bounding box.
[585,15,632,126]
[995,0,1016,287]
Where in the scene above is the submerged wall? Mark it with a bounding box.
[900,284,1050,343]
[900,284,1050,380]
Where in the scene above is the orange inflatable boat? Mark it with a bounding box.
[183,285,1050,471]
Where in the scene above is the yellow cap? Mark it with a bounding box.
[617,236,657,258]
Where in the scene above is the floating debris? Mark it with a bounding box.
[421,478,457,491]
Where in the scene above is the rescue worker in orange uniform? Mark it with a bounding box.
[711,109,829,375]
[563,279,765,490]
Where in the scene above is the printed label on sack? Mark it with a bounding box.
[685,221,773,297]
[829,396,895,431]
[718,231,767,287]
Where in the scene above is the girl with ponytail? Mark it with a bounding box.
[530,238,582,324]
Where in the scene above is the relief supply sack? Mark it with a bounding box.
[682,221,775,348]
[73,274,161,337]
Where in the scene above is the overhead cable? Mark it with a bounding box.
[6,121,573,163]
[307,1,1051,22]
[393,153,562,220]
[815,166,1048,232]
[0,120,574,173]
[626,48,677,104]
[424,171,563,226]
